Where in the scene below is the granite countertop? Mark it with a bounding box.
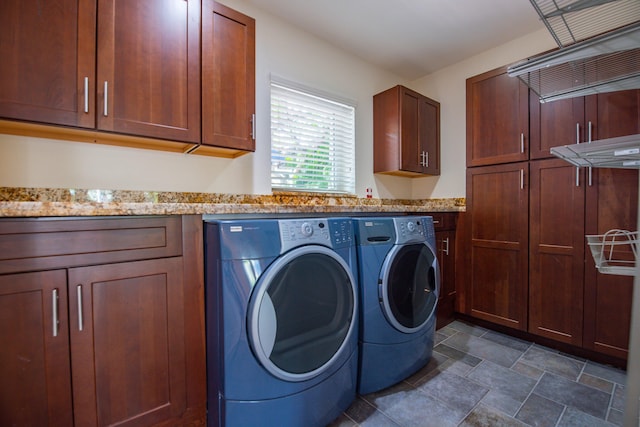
[0,187,465,217]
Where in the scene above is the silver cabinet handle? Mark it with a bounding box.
[520,133,524,153]
[443,237,450,256]
[588,121,592,143]
[520,169,524,190]
[84,77,89,113]
[77,285,84,331]
[52,289,59,337]
[576,167,580,187]
[251,114,256,140]
[576,123,580,144]
[588,167,593,187]
[103,81,108,117]
[425,151,429,168]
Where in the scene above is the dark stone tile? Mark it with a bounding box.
[443,332,524,368]
[367,386,467,427]
[511,361,544,380]
[533,372,611,419]
[520,346,585,380]
[481,330,532,352]
[417,371,489,413]
[446,320,487,337]
[515,393,564,427]
[459,404,528,427]
[583,361,627,386]
[467,361,537,402]
[556,406,615,427]
[326,413,358,427]
[434,343,483,367]
[404,351,450,386]
[607,407,624,427]
[610,383,625,412]
[480,390,522,416]
[434,330,449,345]
[578,372,614,393]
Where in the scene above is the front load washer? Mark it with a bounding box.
[204,217,359,427]
[352,216,440,394]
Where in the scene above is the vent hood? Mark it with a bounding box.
[507,0,640,103]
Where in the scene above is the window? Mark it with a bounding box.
[270,79,355,194]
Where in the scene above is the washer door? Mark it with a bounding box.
[247,245,357,382]
[379,242,440,333]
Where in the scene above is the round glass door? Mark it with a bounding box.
[247,245,357,382]
[379,242,439,333]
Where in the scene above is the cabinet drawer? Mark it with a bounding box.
[0,216,182,274]
[427,212,457,231]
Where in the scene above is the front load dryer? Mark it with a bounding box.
[352,216,440,395]
[204,217,359,427]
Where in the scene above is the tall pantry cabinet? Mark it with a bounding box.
[465,65,638,361]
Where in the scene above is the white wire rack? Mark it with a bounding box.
[587,229,639,276]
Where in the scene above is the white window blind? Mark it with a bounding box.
[270,80,355,194]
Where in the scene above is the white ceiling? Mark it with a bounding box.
[242,0,547,80]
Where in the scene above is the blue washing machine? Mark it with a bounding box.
[204,217,359,427]
[352,216,440,394]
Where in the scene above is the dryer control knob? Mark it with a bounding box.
[407,221,416,232]
[300,222,313,237]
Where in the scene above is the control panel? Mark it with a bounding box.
[279,218,354,251]
[393,217,426,244]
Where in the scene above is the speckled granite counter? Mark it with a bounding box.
[0,187,465,217]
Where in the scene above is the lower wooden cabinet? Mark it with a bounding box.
[465,162,529,331]
[0,216,205,427]
[429,213,457,329]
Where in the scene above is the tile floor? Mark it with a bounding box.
[328,320,631,427]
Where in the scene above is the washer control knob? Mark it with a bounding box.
[407,221,416,232]
[300,222,313,237]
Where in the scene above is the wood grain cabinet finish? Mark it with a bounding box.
[374,85,440,176]
[1,0,212,146]
[583,90,640,360]
[529,158,585,345]
[97,0,201,142]
[0,216,206,426]
[0,0,96,128]
[466,68,529,167]
[465,162,529,330]
[429,213,457,329]
[202,0,255,153]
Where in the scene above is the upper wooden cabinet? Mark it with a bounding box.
[374,85,440,176]
[466,68,529,167]
[201,0,256,153]
[0,0,257,155]
[0,0,96,128]
[96,0,201,142]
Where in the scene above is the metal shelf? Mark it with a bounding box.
[550,133,640,168]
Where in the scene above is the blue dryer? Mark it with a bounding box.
[352,216,440,394]
[204,217,359,427]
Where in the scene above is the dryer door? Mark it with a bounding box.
[379,242,440,333]
[247,245,357,382]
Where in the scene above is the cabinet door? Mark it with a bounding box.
[466,69,529,166]
[0,0,96,128]
[529,159,585,345]
[530,97,586,159]
[400,88,423,173]
[466,163,529,330]
[435,229,456,329]
[583,89,640,360]
[69,257,186,427]
[419,95,441,175]
[0,270,73,426]
[97,0,201,142]
[202,0,256,151]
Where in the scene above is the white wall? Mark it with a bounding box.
[0,0,411,198]
[408,27,556,199]
[0,1,557,199]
